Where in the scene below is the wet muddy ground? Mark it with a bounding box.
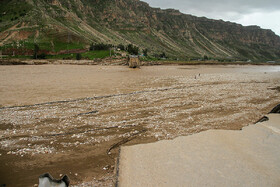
[0,65,280,186]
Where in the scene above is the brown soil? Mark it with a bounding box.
[0,65,280,186]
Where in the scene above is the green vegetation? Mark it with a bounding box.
[140,56,159,61]
[159,52,167,59]
[89,43,112,51]
[51,42,85,52]
[76,53,82,60]
[33,44,39,59]
[82,50,111,59]
[46,50,111,60]
[127,44,139,55]
[117,44,125,51]
[44,54,75,59]
[143,48,148,56]
[0,0,31,22]
[1,50,112,60]
[0,41,85,53]
[37,53,46,59]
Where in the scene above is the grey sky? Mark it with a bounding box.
[142,0,280,36]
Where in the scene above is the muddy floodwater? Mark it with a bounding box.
[0,65,280,186]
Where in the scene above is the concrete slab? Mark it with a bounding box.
[118,114,280,187]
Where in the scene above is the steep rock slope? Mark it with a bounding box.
[0,0,280,60]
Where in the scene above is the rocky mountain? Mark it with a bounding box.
[1,0,280,61]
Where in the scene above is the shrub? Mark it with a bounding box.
[37,53,46,59]
[143,48,148,56]
[76,53,82,60]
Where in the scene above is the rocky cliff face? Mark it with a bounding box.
[0,0,280,61]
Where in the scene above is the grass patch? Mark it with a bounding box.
[82,50,111,59]
[52,42,85,52]
[46,50,112,60]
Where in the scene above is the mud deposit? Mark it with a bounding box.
[0,65,280,186]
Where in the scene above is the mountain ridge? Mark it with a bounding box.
[0,0,280,61]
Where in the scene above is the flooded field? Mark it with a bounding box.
[0,65,280,186]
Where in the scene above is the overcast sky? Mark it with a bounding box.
[142,0,280,36]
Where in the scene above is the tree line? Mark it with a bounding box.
[89,43,149,56]
[32,42,167,60]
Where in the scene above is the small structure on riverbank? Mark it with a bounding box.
[128,55,141,68]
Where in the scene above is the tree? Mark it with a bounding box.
[76,53,82,60]
[117,44,125,51]
[127,44,139,55]
[159,52,166,58]
[89,43,94,51]
[90,43,111,51]
[143,48,148,56]
[33,44,39,59]
[203,55,208,61]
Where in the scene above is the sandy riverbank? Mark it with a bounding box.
[0,65,280,186]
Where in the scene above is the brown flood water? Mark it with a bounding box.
[0,65,280,186]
